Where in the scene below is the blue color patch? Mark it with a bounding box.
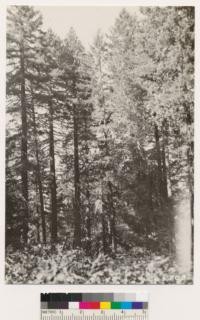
[132,302,143,309]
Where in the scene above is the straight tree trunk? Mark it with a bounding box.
[147,170,154,238]
[154,123,164,206]
[101,199,109,255]
[31,94,46,243]
[100,179,109,254]
[73,104,82,248]
[162,141,174,252]
[161,119,170,201]
[49,100,57,243]
[148,171,154,213]
[85,189,91,255]
[108,181,117,252]
[20,40,29,243]
[161,121,174,253]
[102,213,107,254]
[84,123,91,254]
[35,184,41,243]
[187,141,194,273]
[161,143,168,200]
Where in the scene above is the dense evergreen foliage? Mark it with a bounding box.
[6,6,194,284]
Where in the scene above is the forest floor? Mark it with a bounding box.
[5,245,192,284]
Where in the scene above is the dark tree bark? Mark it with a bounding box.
[35,184,41,243]
[101,205,109,254]
[20,40,29,243]
[147,170,155,236]
[83,116,92,254]
[161,119,169,201]
[154,123,164,205]
[102,216,107,254]
[108,181,117,252]
[187,140,194,271]
[99,179,109,255]
[85,143,92,254]
[85,189,91,255]
[148,171,154,212]
[73,104,82,248]
[161,143,168,200]
[49,100,57,243]
[31,94,46,243]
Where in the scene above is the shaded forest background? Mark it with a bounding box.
[6,6,194,284]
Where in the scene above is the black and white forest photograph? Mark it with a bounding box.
[5,5,194,284]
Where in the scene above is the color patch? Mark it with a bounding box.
[80,302,90,309]
[111,302,121,309]
[79,302,100,309]
[121,302,133,309]
[132,302,143,309]
[100,302,111,309]
[68,302,79,309]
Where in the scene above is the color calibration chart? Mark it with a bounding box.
[41,293,148,320]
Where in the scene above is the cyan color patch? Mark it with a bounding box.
[120,302,133,309]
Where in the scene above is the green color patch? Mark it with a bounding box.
[111,302,121,309]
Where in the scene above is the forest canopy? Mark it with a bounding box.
[6,6,194,284]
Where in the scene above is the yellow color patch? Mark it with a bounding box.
[100,302,111,309]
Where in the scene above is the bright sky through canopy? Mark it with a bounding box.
[35,6,140,48]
